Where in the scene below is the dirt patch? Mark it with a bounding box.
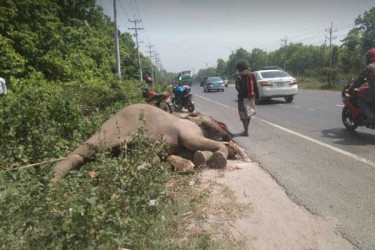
[195,159,357,249]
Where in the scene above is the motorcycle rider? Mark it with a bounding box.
[348,48,375,123]
[145,76,153,89]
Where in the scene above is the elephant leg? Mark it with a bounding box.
[179,135,228,168]
[167,155,194,172]
[193,151,213,167]
[50,143,96,183]
[50,133,131,183]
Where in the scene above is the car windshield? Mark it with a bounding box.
[260,71,290,78]
[209,77,222,82]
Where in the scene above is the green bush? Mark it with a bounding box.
[0,85,87,168]
[0,126,170,249]
[0,78,145,169]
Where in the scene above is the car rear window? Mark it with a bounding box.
[209,77,222,81]
[260,71,290,78]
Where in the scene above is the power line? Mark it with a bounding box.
[133,0,142,19]
[127,0,136,17]
[118,0,130,19]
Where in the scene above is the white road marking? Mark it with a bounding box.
[308,109,315,111]
[193,92,375,168]
[336,104,344,107]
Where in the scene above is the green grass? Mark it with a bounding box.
[297,77,344,91]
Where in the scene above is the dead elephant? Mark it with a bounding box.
[49,103,233,182]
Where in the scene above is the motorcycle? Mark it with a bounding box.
[172,85,195,112]
[142,88,173,113]
[341,84,375,130]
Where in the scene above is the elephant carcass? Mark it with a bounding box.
[50,104,232,182]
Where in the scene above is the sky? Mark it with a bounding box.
[98,0,374,73]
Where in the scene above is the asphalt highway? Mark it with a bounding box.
[190,84,375,249]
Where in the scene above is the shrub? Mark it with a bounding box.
[0,85,87,168]
[0,124,171,249]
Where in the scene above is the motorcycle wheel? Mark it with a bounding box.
[342,107,359,131]
[172,98,182,111]
[160,102,173,114]
[185,100,195,113]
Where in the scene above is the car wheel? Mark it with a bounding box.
[285,96,294,103]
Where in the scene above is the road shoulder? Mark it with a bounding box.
[196,158,356,249]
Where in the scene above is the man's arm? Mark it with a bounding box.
[235,76,240,92]
[352,67,369,89]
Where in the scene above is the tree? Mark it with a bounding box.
[216,58,227,77]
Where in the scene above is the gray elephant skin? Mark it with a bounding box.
[50,103,231,182]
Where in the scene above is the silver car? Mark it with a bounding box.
[203,77,226,92]
[253,69,298,103]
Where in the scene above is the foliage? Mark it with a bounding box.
[0,79,144,169]
[0,125,171,249]
[0,0,168,85]
[0,1,182,249]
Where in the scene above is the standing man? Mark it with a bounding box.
[0,75,7,96]
[235,60,258,136]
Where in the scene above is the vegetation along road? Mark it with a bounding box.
[191,84,375,250]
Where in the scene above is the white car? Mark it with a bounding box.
[253,69,298,103]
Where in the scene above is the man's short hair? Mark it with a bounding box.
[236,60,249,72]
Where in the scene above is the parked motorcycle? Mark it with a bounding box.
[172,85,195,112]
[142,88,173,113]
[341,84,375,130]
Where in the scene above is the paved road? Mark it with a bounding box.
[190,85,375,249]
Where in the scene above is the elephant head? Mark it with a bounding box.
[181,113,232,141]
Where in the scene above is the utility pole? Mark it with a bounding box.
[128,16,144,82]
[159,64,164,79]
[154,52,159,83]
[146,42,155,82]
[225,46,236,77]
[113,0,121,78]
[280,35,288,70]
[326,22,337,70]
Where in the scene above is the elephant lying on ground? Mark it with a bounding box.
[50,103,233,182]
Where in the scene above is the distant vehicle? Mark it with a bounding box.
[253,69,298,103]
[176,70,192,86]
[200,76,209,86]
[203,77,226,92]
